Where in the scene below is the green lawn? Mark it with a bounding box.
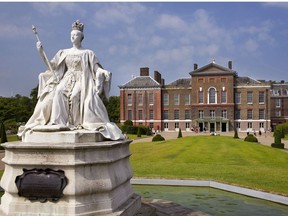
[130,136,288,196]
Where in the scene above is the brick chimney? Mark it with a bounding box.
[154,71,162,84]
[140,67,149,76]
[228,61,232,69]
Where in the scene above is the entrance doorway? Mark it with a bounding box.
[221,123,227,132]
[199,123,203,132]
[210,123,215,132]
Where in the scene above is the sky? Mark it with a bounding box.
[1,1,288,97]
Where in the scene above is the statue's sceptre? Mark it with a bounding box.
[32,25,54,73]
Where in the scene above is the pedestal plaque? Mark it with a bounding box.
[15,168,68,202]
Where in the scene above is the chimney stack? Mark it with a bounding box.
[140,67,149,76]
[194,64,198,70]
[228,61,232,69]
[154,71,162,84]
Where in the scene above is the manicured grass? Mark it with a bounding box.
[7,135,19,142]
[130,136,288,196]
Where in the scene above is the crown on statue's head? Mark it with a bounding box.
[72,20,84,32]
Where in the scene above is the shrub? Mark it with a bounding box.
[271,128,284,149]
[124,120,133,126]
[244,134,258,143]
[146,127,152,136]
[271,143,285,149]
[152,134,165,142]
[137,127,141,138]
[177,128,182,138]
[233,129,239,139]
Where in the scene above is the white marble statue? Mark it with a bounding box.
[18,20,124,141]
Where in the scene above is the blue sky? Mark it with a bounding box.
[1,2,288,97]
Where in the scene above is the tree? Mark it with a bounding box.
[137,127,142,138]
[105,96,120,123]
[0,121,8,143]
[177,128,182,138]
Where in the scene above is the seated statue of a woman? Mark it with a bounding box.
[18,20,124,141]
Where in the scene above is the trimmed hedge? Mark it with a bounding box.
[271,143,285,149]
[244,134,258,143]
[152,134,165,142]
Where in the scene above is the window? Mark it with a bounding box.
[149,110,153,120]
[221,110,227,119]
[199,110,204,119]
[210,110,215,119]
[138,94,143,106]
[247,110,253,119]
[185,94,190,105]
[163,94,169,106]
[186,122,190,129]
[149,123,154,129]
[149,93,154,105]
[276,98,281,108]
[163,110,168,120]
[247,92,253,104]
[174,94,180,105]
[208,88,216,104]
[127,94,132,106]
[174,110,179,120]
[236,122,241,129]
[175,122,179,129]
[248,122,253,129]
[235,109,241,119]
[221,91,227,104]
[138,110,143,120]
[276,110,281,117]
[235,92,241,104]
[198,91,204,104]
[128,110,132,120]
[259,122,264,129]
[185,110,190,119]
[164,122,168,129]
[259,92,265,104]
[259,109,265,120]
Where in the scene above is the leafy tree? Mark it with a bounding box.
[105,96,120,123]
[30,85,39,109]
[0,121,8,143]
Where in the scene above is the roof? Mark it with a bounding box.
[119,76,161,88]
[236,76,262,85]
[189,62,236,76]
[166,78,191,86]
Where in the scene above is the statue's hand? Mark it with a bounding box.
[36,41,43,52]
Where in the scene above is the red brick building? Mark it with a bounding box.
[119,61,286,133]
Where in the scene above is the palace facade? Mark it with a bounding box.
[119,61,288,133]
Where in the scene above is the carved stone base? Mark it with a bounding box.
[0,134,141,215]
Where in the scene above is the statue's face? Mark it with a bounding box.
[71,30,83,44]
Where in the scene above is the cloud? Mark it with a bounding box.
[93,3,147,27]
[0,23,31,39]
[244,39,259,52]
[32,2,85,16]
[156,14,187,31]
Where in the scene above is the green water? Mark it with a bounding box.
[133,185,288,216]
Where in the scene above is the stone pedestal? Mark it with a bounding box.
[0,131,141,215]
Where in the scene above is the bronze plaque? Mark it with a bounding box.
[15,168,68,202]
